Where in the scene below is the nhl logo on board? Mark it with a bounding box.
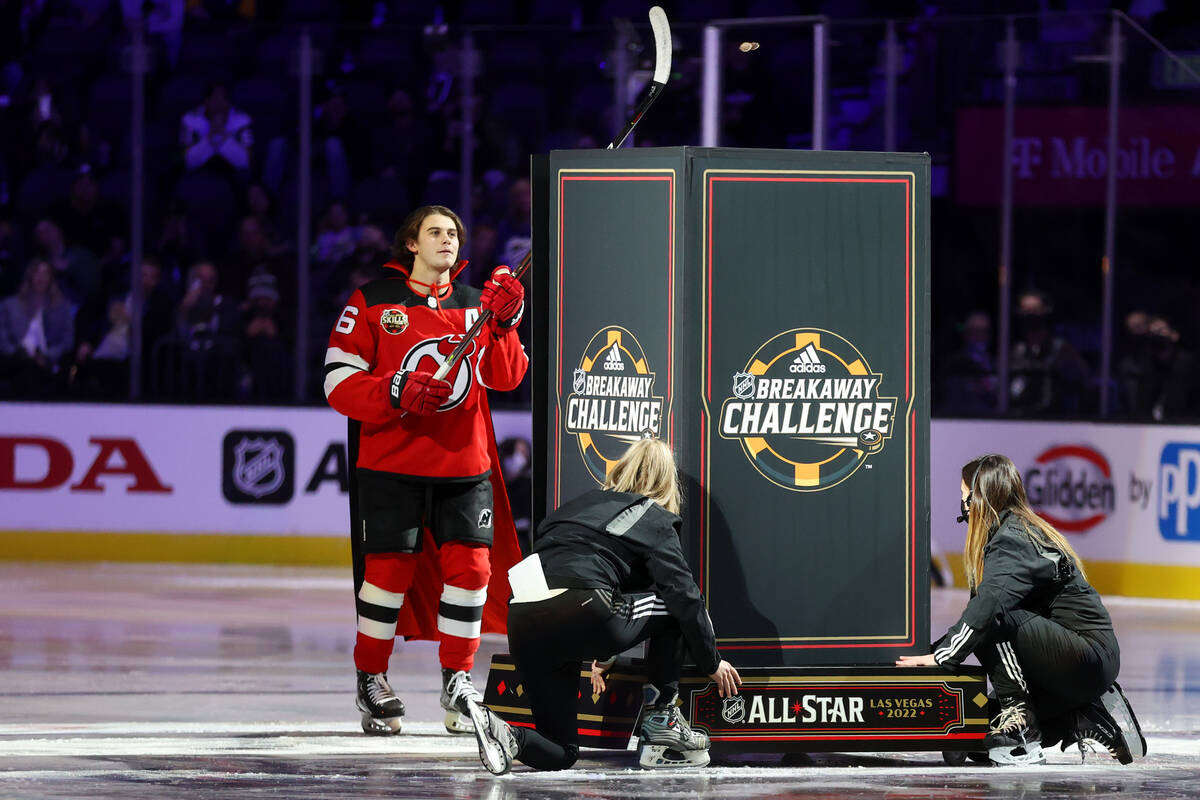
[573,368,586,394]
[380,308,409,335]
[222,430,295,504]
[721,695,746,724]
[732,372,756,399]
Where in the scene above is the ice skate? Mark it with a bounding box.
[356,670,405,735]
[468,701,519,775]
[1063,682,1146,764]
[985,697,1044,765]
[638,692,711,768]
[440,668,482,734]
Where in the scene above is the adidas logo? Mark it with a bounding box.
[603,343,625,371]
[789,344,826,374]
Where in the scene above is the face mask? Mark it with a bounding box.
[957,494,971,524]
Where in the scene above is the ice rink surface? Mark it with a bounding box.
[1,562,1197,799]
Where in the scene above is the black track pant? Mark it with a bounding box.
[505,587,685,771]
[976,614,1119,743]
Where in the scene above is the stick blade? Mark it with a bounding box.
[649,6,672,85]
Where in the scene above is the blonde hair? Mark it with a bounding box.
[603,438,681,514]
[961,453,1086,590]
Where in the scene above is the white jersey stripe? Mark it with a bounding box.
[438,614,483,639]
[325,346,369,370]
[324,365,363,398]
[441,584,488,607]
[357,616,397,641]
[358,581,404,609]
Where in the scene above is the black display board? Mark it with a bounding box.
[533,148,930,667]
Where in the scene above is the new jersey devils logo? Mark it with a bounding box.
[400,335,479,411]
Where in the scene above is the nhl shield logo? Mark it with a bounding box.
[721,695,746,724]
[233,437,285,498]
[573,368,586,394]
[732,371,756,399]
[222,430,295,504]
[380,308,409,335]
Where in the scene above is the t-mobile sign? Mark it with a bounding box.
[955,106,1200,206]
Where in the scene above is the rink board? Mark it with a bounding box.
[484,654,987,753]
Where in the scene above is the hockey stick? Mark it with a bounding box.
[430,6,672,382]
[431,252,531,381]
[609,6,672,150]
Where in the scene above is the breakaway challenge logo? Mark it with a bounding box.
[565,326,665,484]
[720,329,896,492]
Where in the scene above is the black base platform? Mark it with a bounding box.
[484,654,988,755]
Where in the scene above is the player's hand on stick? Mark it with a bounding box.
[389,369,451,415]
[895,653,939,667]
[590,660,610,695]
[709,660,742,698]
[481,266,524,331]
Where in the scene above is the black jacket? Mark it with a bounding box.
[534,489,721,674]
[934,510,1113,668]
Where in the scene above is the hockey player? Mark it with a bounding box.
[897,453,1145,766]
[324,205,528,735]
[470,438,742,774]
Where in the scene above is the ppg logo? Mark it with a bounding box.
[1158,443,1200,540]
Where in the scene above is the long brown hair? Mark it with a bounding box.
[960,453,1085,590]
[391,205,466,267]
[603,438,681,514]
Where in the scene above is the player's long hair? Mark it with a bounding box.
[961,453,1085,590]
[604,438,681,515]
[392,205,466,267]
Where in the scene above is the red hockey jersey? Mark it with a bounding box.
[324,261,528,480]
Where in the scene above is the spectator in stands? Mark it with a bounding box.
[1119,311,1196,421]
[229,215,287,295]
[23,77,71,169]
[155,201,198,290]
[313,83,367,194]
[49,163,126,259]
[181,82,253,179]
[243,182,290,256]
[73,255,173,398]
[240,270,289,401]
[938,311,998,415]
[371,88,432,196]
[313,201,360,266]
[119,0,183,68]
[0,259,75,396]
[498,436,533,555]
[494,177,532,270]
[175,260,238,400]
[177,260,236,347]
[1007,290,1089,418]
[263,84,360,202]
[0,210,25,296]
[32,217,100,304]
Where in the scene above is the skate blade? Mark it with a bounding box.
[987,743,1045,766]
[638,743,711,769]
[360,712,402,735]
[444,708,475,734]
[467,702,512,775]
[1102,685,1145,761]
